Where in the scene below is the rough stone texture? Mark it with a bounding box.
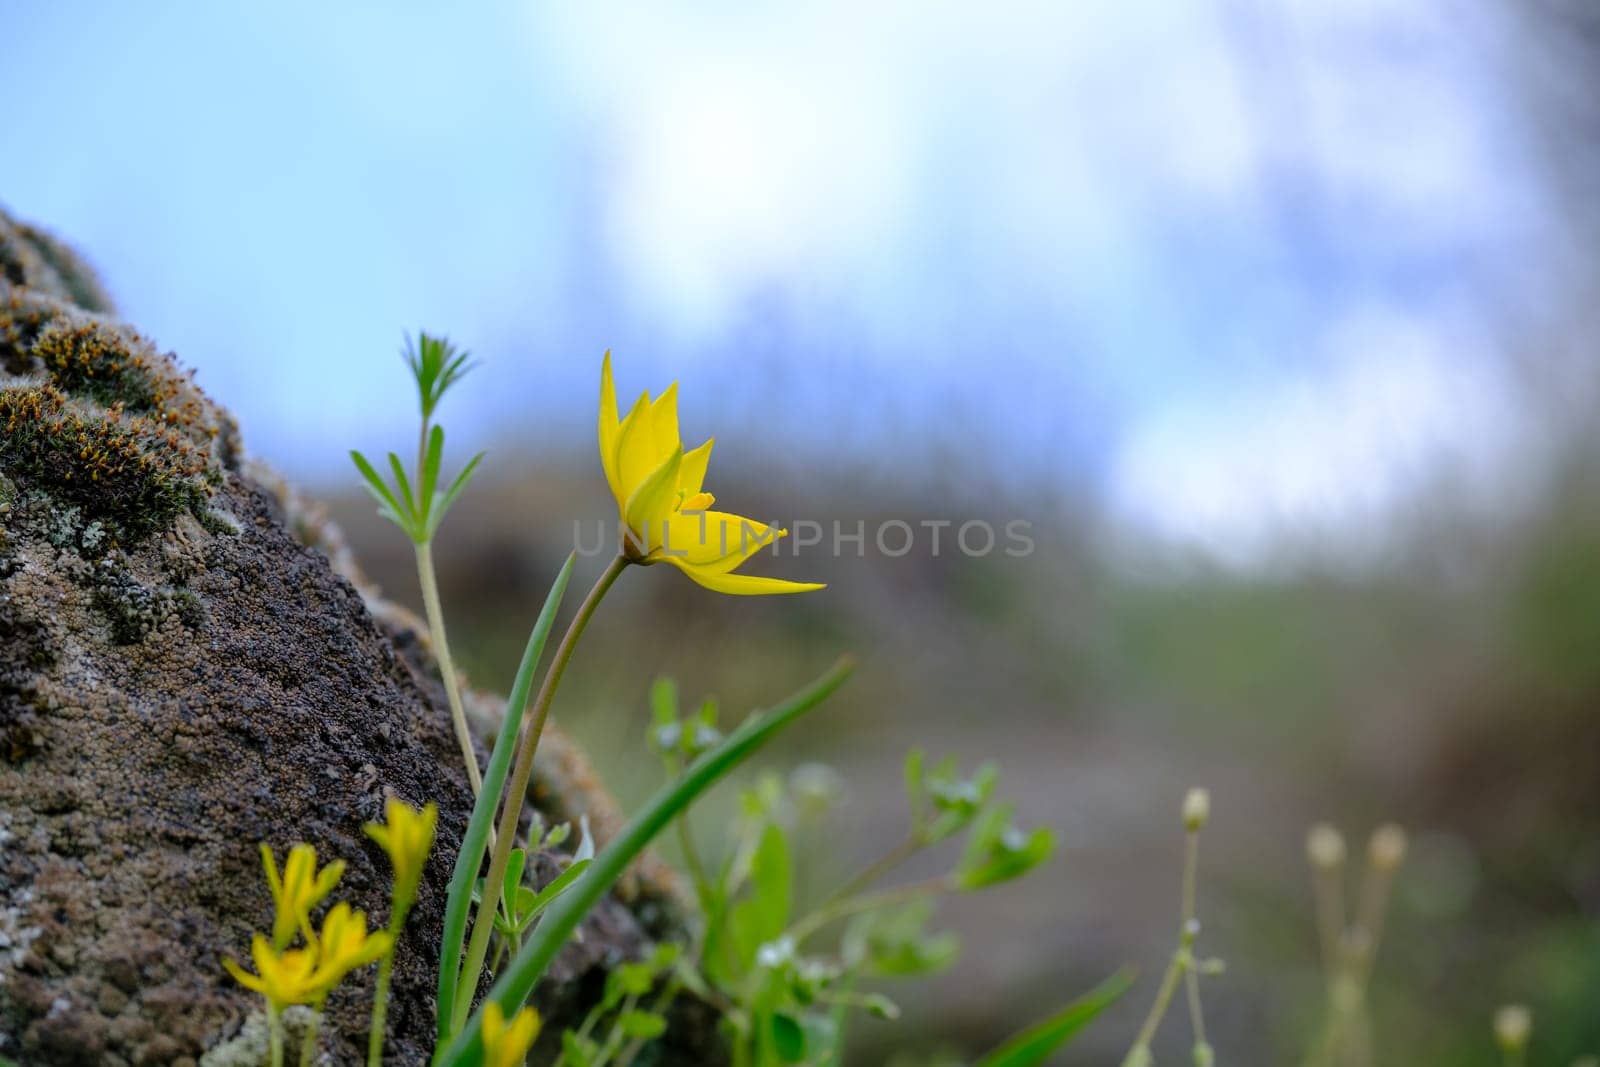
[0,208,705,1066]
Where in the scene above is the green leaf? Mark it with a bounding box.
[427,449,485,540]
[619,1010,668,1040]
[512,858,593,933]
[386,452,418,526]
[436,553,576,1042]
[350,450,409,532]
[419,424,445,528]
[560,1030,598,1067]
[903,748,926,831]
[730,823,793,970]
[503,848,527,903]
[437,656,855,1065]
[843,899,960,977]
[955,805,1056,890]
[651,677,679,725]
[974,969,1134,1067]
[770,1012,807,1062]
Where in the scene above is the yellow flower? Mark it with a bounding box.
[223,905,391,1011]
[364,797,438,914]
[260,843,346,949]
[224,936,321,1012]
[307,902,392,996]
[481,1001,542,1067]
[598,353,824,595]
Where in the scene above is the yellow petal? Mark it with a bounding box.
[649,383,680,460]
[659,511,782,570]
[624,447,683,536]
[598,352,622,502]
[661,556,825,595]
[223,956,266,997]
[614,390,660,504]
[678,437,714,497]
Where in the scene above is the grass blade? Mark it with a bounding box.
[435,552,577,1040]
[975,968,1135,1067]
[437,655,856,1066]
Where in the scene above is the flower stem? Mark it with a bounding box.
[415,540,484,797]
[268,1005,284,1067]
[1122,827,1203,1065]
[299,1005,322,1067]
[451,554,629,1031]
[821,833,922,909]
[788,876,952,946]
[368,906,407,1067]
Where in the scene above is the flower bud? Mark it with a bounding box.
[1368,823,1408,872]
[1306,823,1346,869]
[1182,788,1210,831]
[1493,1004,1531,1051]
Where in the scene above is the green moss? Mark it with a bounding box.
[31,323,166,413]
[0,384,214,541]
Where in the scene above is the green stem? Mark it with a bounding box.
[268,1005,285,1067]
[415,540,483,796]
[451,555,629,1032]
[1122,828,1202,1065]
[675,813,714,907]
[368,902,410,1067]
[788,876,952,946]
[299,1002,321,1067]
[820,833,922,909]
[367,952,393,1066]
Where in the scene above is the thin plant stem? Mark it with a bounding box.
[367,951,394,1066]
[1312,864,1345,979]
[299,1004,322,1067]
[1123,827,1203,1064]
[452,554,629,1032]
[368,899,410,1067]
[1350,865,1396,987]
[787,876,952,945]
[268,1005,285,1067]
[415,541,483,796]
[820,833,922,909]
[676,813,714,906]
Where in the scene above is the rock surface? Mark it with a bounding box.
[0,208,702,1066]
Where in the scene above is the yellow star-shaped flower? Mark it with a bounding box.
[364,797,438,914]
[599,353,824,596]
[260,843,346,949]
[481,1001,543,1067]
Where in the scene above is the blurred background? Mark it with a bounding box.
[7,1,1600,1062]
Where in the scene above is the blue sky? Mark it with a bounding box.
[2,1,1547,560]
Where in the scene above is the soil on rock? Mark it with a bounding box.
[0,208,708,1066]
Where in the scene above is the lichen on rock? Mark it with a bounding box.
[0,206,707,1066]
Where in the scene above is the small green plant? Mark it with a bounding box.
[1301,821,1407,1067]
[351,332,486,795]
[631,680,1071,1067]
[1121,788,1224,1067]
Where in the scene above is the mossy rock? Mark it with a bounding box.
[0,206,706,1066]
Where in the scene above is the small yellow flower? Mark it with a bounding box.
[307,902,392,996]
[481,1001,542,1067]
[364,797,438,914]
[599,353,824,595]
[223,905,390,1011]
[260,843,346,949]
[224,935,321,1012]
